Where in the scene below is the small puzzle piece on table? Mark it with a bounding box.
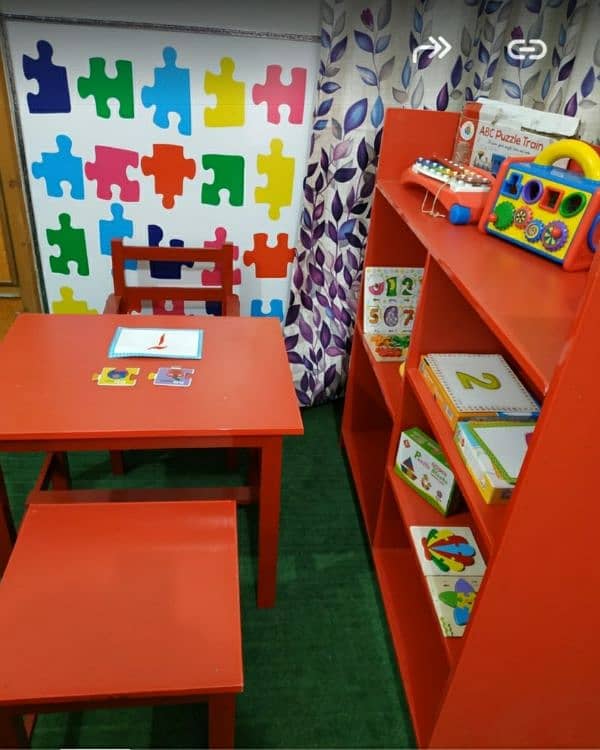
[93,367,139,386]
[141,144,196,209]
[204,57,245,127]
[47,213,89,276]
[77,57,134,118]
[22,40,71,114]
[201,226,242,286]
[99,203,136,269]
[85,146,139,201]
[201,154,244,206]
[31,135,84,199]
[252,65,307,124]
[255,139,294,220]
[147,224,193,280]
[141,47,191,135]
[243,233,294,278]
[148,367,194,387]
[51,286,97,314]
[250,299,284,321]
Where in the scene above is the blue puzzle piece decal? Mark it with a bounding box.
[31,135,83,199]
[250,298,284,321]
[141,47,191,136]
[99,203,135,269]
[22,40,71,114]
[147,224,194,280]
[205,302,222,316]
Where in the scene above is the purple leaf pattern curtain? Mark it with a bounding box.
[284,0,600,407]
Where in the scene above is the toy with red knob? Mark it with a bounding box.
[478,139,600,271]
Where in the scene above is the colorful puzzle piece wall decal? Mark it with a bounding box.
[250,298,284,321]
[31,135,84,199]
[22,40,71,114]
[93,367,139,386]
[141,47,191,136]
[243,233,295,277]
[46,213,89,276]
[85,146,139,201]
[201,154,244,206]
[204,57,245,127]
[255,139,294,220]
[147,224,193,280]
[202,227,242,286]
[99,203,135,269]
[51,286,98,314]
[252,65,307,124]
[141,144,196,209]
[77,58,134,118]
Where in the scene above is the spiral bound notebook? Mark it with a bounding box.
[108,327,204,360]
[420,353,540,424]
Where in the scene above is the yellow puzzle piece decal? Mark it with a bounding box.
[255,138,295,220]
[204,57,245,127]
[51,286,98,314]
[92,367,140,386]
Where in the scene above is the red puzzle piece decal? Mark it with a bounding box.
[141,144,196,209]
[252,65,307,125]
[243,233,295,278]
[85,146,139,201]
[202,227,241,286]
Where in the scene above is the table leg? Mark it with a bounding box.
[208,694,236,749]
[0,712,27,748]
[50,452,71,490]
[109,450,125,475]
[0,466,15,577]
[257,437,283,608]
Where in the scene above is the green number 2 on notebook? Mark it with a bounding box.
[455,370,501,390]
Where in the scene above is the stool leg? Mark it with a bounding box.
[208,694,235,749]
[0,712,27,748]
[109,450,126,475]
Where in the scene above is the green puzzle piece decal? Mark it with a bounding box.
[47,213,89,276]
[77,58,134,119]
[201,154,245,206]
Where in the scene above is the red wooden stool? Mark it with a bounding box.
[0,500,243,749]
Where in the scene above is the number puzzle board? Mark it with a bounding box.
[6,20,318,319]
[363,267,423,335]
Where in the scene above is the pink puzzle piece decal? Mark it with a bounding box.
[252,65,307,125]
[201,227,242,286]
[85,146,139,201]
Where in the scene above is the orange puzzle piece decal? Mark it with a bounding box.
[141,144,196,209]
[243,233,295,278]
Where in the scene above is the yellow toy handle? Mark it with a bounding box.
[534,138,600,180]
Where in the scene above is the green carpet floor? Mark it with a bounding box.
[1,401,414,749]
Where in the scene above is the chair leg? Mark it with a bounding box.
[50,452,71,490]
[208,694,235,749]
[0,712,28,748]
[110,451,126,475]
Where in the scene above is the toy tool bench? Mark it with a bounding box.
[479,139,600,271]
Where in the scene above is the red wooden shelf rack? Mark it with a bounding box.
[342,108,600,748]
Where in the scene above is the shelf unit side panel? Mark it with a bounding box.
[431,262,600,749]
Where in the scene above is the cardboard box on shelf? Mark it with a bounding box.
[452,100,580,176]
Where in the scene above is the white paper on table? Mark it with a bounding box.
[108,327,204,359]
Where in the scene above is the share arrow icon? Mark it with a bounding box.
[412,35,452,64]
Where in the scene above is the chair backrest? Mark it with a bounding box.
[110,239,236,315]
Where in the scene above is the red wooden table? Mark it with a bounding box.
[0,500,242,748]
[0,313,303,607]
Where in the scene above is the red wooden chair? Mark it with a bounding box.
[104,239,240,316]
[105,239,240,474]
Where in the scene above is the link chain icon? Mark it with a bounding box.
[507,38,548,61]
[411,36,452,64]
